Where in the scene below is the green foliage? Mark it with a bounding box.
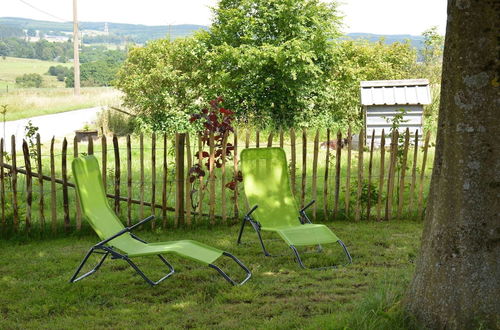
[47,64,70,77]
[115,37,207,132]
[15,73,43,88]
[96,108,136,136]
[0,37,72,61]
[204,0,342,129]
[23,120,40,159]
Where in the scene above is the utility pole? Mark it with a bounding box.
[72,0,80,95]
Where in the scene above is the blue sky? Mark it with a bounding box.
[2,0,447,35]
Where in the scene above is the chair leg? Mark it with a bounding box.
[289,240,352,270]
[69,247,109,283]
[237,217,246,244]
[208,252,252,286]
[124,255,175,286]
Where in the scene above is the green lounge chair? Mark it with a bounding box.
[70,155,251,286]
[238,147,352,269]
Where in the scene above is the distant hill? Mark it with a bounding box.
[0,17,424,47]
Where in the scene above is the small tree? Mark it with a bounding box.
[15,73,43,88]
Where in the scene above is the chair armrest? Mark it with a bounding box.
[299,200,315,224]
[245,205,258,218]
[96,215,155,246]
[129,215,155,231]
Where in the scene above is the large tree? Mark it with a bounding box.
[405,0,499,328]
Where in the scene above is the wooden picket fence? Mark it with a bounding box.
[0,128,432,234]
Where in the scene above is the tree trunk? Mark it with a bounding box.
[405,0,500,328]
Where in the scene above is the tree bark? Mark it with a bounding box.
[405,0,500,328]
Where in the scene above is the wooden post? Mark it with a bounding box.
[311,130,319,220]
[112,135,120,215]
[151,133,156,228]
[101,135,107,190]
[0,139,4,230]
[333,130,342,220]
[87,136,93,155]
[279,130,284,148]
[185,133,192,226]
[73,136,82,230]
[418,131,431,218]
[139,133,144,218]
[197,134,205,219]
[408,130,419,214]
[62,138,69,232]
[256,130,260,148]
[175,133,185,227]
[161,134,168,227]
[355,129,364,221]
[22,140,32,231]
[397,128,410,219]
[245,130,250,149]
[345,127,352,215]
[208,132,215,225]
[367,130,375,220]
[50,137,56,232]
[11,136,18,231]
[233,129,239,221]
[301,129,307,208]
[267,132,273,147]
[290,128,296,195]
[377,130,386,221]
[221,132,228,224]
[323,129,330,220]
[37,134,45,230]
[385,130,399,221]
[126,135,132,226]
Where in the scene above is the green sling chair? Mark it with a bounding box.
[238,147,352,269]
[70,155,251,286]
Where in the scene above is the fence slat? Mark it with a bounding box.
[367,130,375,220]
[22,140,32,231]
[0,139,4,230]
[175,133,185,227]
[161,134,167,227]
[233,129,239,221]
[185,133,192,226]
[127,135,132,226]
[279,130,284,148]
[221,132,228,224]
[290,128,296,195]
[355,129,364,221]
[385,130,399,221]
[50,137,56,233]
[112,135,120,215]
[397,128,410,219]
[311,130,319,220]
[408,130,419,214]
[301,129,307,208]
[151,133,156,229]
[73,136,81,230]
[208,132,215,225]
[101,135,107,190]
[37,134,45,230]
[323,129,330,220]
[88,136,93,155]
[377,130,386,221]
[256,130,260,148]
[345,127,352,215]
[267,132,273,147]
[11,136,18,231]
[334,130,342,219]
[245,130,250,149]
[418,131,431,218]
[62,138,69,232]
[139,133,144,218]
[197,134,205,219]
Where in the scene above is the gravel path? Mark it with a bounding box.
[0,106,102,151]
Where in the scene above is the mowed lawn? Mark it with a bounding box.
[0,220,422,329]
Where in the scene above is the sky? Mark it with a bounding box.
[1,0,447,36]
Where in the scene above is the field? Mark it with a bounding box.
[0,220,422,329]
[0,57,72,91]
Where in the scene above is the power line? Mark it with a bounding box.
[16,0,70,22]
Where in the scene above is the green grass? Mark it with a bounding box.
[0,57,71,91]
[0,87,122,121]
[0,220,422,329]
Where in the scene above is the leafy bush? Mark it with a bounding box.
[95,108,136,136]
[47,65,70,77]
[15,73,43,88]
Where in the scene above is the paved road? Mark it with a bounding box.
[0,106,102,151]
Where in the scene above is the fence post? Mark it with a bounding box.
[267,132,273,147]
[197,134,205,220]
[73,136,81,230]
[345,127,352,216]
[355,129,364,221]
[208,132,215,225]
[11,136,18,231]
[233,129,239,222]
[418,131,431,218]
[221,132,228,224]
[88,136,93,155]
[290,128,296,195]
[50,137,56,233]
[323,129,330,220]
[0,138,4,231]
[185,133,192,226]
[175,133,186,227]
[256,130,260,148]
[334,130,342,219]
[367,130,375,220]
[151,133,156,229]
[113,135,120,215]
[409,130,419,214]
[385,130,399,221]
[377,130,386,221]
[37,133,45,230]
[22,140,32,232]
[139,133,144,219]
[62,138,70,232]
[311,130,319,220]
[126,135,132,226]
[397,128,410,219]
[301,129,307,208]
[279,130,284,149]
[162,134,168,227]
[101,135,107,190]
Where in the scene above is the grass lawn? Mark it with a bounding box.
[0,220,421,329]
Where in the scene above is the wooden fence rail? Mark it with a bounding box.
[0,128,433,234]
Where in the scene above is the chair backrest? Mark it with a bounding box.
[72,155,128,241]
[240,147,299,228]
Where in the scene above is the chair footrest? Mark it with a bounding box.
[276,224,340,246]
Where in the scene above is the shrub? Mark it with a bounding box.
[95,108,136,136]
[15,73,43,88]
